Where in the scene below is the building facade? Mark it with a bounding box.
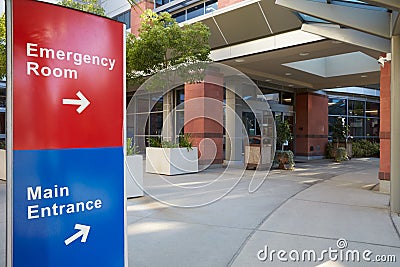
[44,1,396,196]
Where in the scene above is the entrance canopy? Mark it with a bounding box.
[188,0,395,90]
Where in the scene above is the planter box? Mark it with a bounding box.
[146,147,198,175]
[125,155,144,198]
[0,149,5,181]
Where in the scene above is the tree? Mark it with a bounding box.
[126,9,211,86]
[58,0,106,16]
[276,120,293,151]
[332,116,349,146]
[0,13,6,80]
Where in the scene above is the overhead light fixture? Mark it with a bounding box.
[299,52,310,56]
[265,79,271,82]
[234,59,245,63]
[288,84,294,87]
[285,72,292,76]
[361,75,367,78]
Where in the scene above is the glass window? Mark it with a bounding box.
[0,111,4,135]
[172,11,186,23]
[328,98,346,115]
[205,0,218,14]
[349,117,364,137]
[147,113,163,135]
[349,100,365,116]
[281,92,294,106]
[151,95,163,112]
[187,3,204,20]
[366,118,379,137]
[175,88,185,109]
[112,10,131,28]
[366,101,379,117]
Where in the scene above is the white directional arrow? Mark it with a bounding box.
[62,91,90,114]
[64,224,91,246]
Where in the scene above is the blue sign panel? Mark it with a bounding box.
[13,148,124,267]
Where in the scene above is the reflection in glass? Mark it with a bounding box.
[366,118,379,137]
[328,98,346,115]
[349,117,364,137]
[349,100,364,116]
[366,101,379,117]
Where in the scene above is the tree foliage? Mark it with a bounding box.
[332,116,349,144]
[58,0,106,16]
[276,120,293,149]
[0,13,6,80]
[126,10,211,86]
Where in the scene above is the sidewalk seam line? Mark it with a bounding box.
[291,197,390,210]
[226,184,311,267]
[256,229,400,249]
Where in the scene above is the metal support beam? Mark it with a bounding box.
[364,0,400,11]
[301,23,391,52]
[392,12,400,35]
[276,0,391,38]
[391,35,400,213]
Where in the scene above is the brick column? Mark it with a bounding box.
[184,73,224,166]
[130,0,154,36]
[379,58,391,193]
[295,92,328,159]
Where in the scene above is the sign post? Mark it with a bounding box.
[7,1,126,266]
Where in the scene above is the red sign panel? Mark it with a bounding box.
[13,0,124,150]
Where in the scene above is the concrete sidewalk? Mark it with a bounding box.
[126,158,400,266]
[1,158,400,266]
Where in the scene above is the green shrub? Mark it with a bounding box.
[326,142,334,159]
[148,136,162,147]
[352,139,379,158]
[178,133,193,151]
[274,150,295,170]
[335,147,348,162]
[126,137,140,155]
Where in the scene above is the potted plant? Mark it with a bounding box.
[0,140,5,181]
[275,120,294,170]
[145,134,198,175]
[126,137,144,198]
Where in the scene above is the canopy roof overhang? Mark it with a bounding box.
[184,0,394,91]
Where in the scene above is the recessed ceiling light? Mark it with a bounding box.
[288,84,294,87]
[265,79,271,82]
[299,52,310,56]
[285,72,292,76]
[361,75,368,78]
[234,59,245,63]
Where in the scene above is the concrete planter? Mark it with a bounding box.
[0,149,5,181]
[125,155,144,198]
[146,147,198,175]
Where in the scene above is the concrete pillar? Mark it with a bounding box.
[379,57,391,193]
[295,92,328,160]
[162,91,174,142]
[390,36,400,213]
[184,72,224,166]
[225,87,243,166]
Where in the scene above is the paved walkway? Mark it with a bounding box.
[2,158,400,266]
